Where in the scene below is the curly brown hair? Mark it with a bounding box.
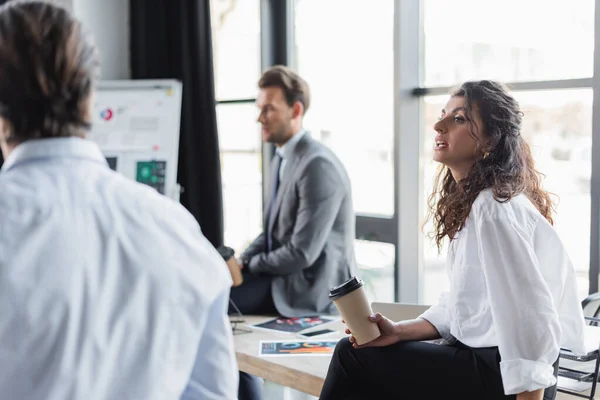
[426,80,555,251]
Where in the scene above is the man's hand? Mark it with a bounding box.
[236,258,244,270]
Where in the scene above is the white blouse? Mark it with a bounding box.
[419,189,586,395]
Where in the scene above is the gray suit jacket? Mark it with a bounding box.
[242,133,357,317]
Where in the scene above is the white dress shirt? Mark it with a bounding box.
[0,138,238,400]
[419,189,586,395]
[276,129,307,180]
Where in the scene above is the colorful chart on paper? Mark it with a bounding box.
[250,316,336,333]
[259,340,338,357]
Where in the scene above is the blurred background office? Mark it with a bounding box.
[22,0,598,308]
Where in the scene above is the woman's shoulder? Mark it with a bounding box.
[471,188,541,225]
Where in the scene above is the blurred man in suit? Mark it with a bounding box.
[230,65,357,400]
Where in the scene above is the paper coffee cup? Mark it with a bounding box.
[329,277,380,345]
[217,246,243,287]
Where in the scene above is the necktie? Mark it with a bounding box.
[266,153,282,252]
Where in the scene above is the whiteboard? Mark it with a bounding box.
[89,79,183,201]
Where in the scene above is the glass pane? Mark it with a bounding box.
[217,104,261,152]
[355,240,395,303]
[421,89,592,305]
[210,0,261,100]
[423,0,594,86]
[216,103,262,254]
[293,0,395,216]
[221,152,263,254]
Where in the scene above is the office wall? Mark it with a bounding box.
[73,0,130,79]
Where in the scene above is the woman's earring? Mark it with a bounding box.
[483,152,490,159]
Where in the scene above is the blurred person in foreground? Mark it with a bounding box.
[0,1,237,399]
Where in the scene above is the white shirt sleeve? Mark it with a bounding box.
[179,287,238,400]
[418,291,451,340]
[475,215,560,395]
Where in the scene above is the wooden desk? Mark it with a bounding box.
[232,315,346,397]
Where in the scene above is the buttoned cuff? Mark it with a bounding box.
[418,308,451,340]
[500,359,556,395]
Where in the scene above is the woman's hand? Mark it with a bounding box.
[343,313,442,349]
[344,313,402,349]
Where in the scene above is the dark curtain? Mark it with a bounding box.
[129,0,224,247]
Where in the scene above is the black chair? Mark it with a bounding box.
[557,293,600,399]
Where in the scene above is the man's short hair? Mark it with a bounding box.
[258,65,310,114]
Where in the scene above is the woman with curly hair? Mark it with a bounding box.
[319,81,586,400]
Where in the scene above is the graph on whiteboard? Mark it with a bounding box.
[89,81,182,199]
[92,93,166,150]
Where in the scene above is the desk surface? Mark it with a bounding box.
[232,315,346,397]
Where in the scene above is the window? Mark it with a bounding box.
[211,0,261,100]
[293,0,395,217]
[421,90,593,304]
[423,0,594,86]
[419,0,596,304]
[355,240,395,303]
[211,0,262,253]
[217,104,263,253]
[208,0,599,304]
